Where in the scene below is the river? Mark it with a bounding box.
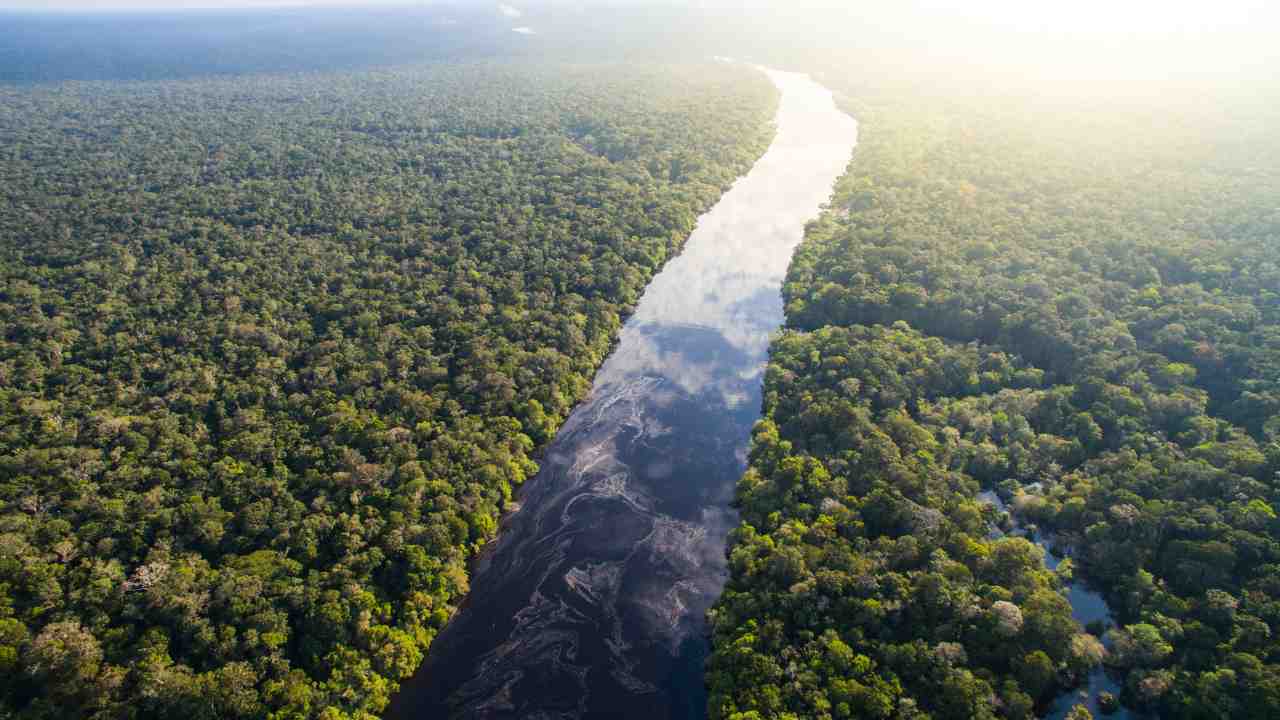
[384,67,858,720]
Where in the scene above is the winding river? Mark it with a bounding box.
[385,68,858,719]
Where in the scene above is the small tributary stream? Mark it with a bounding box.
[980,491,1137,719]
[384,68,858,719]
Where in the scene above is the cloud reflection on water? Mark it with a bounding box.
[386,68,857,720]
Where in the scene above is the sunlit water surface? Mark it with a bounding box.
[385,68,858,720]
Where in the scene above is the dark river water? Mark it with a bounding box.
[384,67,858,720]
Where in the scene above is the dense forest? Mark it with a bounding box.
[0,62,776,719]
[707,78,1280,719]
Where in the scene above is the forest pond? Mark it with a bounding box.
[980,491,1138,720]
[385,68,858,719]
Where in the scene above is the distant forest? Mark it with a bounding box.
[0,7,510,85]
[707,66,1280,719]
[0,61,775,719]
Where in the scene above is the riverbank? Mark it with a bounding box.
[385,67,857,719]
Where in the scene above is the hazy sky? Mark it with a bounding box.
[2,0,435,8]
[5,0,1276,58]
[3,0,1274,103]
[3,0,1273,29]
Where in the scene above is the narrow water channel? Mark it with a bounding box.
[980,491,1137,720]
[384,68,858,720]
